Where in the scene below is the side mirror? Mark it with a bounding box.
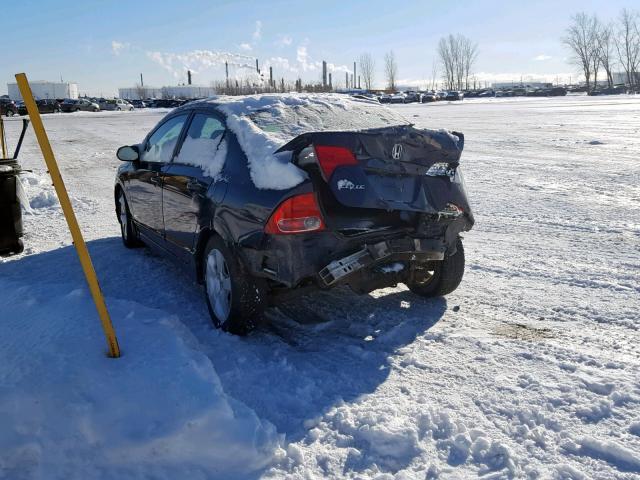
[117,145,139,162]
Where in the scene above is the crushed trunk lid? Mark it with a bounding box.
[277,126,466,214]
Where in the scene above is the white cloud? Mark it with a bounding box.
[111,41,129,56]
[146,49,256,79]
[296,46,308,64]
[253,20,262,40]
[143,43,351,84]
[533,54,552,61]
[239,43,252,51]
[277,35,293,47]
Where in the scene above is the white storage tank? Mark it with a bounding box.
[7,81,79,101]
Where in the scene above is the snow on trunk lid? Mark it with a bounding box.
[211,94,410,190]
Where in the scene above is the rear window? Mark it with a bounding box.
[247,97,410,140]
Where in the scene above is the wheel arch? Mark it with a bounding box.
[194,218,236,284]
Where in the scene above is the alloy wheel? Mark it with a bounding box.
[118,193,128,241]
[205,248,232,323]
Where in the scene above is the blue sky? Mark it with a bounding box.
[1,0,632,95]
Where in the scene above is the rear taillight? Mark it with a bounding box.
[314,145,358,180]
[265,193,326,234]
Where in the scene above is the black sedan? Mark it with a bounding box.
[114,95,474,334]
[60,99,100,112]
[1,98,17,117]
[18,98,61,115]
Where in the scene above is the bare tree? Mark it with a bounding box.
[615,8,640,87]
[430,60,439,90]
[384,51,398,91]
[598,22,616,87]
[438,36,455,90]
[438,34,478,90]
[461,36,479,90]
[591,16,603,88]
[564,13,598,92]
[359,53,375,90]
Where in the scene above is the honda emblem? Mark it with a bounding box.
[391,143,403,160]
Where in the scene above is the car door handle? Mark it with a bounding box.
[187,180,206,194]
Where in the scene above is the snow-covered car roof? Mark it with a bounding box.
[185,93,411,190]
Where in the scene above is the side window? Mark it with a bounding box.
[142,114,189,163]
[175,113,227,178]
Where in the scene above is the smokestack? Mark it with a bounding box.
[187,70,192,85]
[322,61,327,87]
[256,59,260,74]
[345,72,348,89]
[225,62,229,89]
[269,66,273,87]
[353,61,356,88]
[329,72,332,90]
[358,75,361,89]
[140,73,144,87]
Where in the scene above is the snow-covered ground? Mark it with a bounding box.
[1,96,639,479]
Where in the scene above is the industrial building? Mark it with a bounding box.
[7,81,78,101]
[118,85,216,100]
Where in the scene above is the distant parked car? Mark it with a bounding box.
[61,99,100,112]
[421,93,437,103]
[100,99,134,111]
[403,91,421,103]
[18,98,61,115]
[378,94,392,103]
[151,99,184,108]
[589,86,627,96]
[390,93,407,104]
[129,99,147,108]
[445,91,464,101]
[0,98,17,117]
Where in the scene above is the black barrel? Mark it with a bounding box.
[0,159,24,255]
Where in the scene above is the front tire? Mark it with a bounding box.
[408,237,466,297]
[203,236,267,335]
[116,189,142,248]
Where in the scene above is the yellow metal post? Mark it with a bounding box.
[15,73,121,358]
[0,117,7,158]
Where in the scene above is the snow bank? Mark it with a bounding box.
[0,274,280,478]
[210,94,409,190]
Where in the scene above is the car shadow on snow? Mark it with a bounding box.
[4,237,448,456]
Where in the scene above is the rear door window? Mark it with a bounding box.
[142,114,189,163]
[175,113,227,178]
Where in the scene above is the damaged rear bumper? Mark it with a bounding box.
[319,237,445,286]
[240,212,470,292]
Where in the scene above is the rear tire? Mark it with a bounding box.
[408,237,465,297]
[116,189,142,248]
[203,236,267,335]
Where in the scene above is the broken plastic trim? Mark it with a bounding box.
[319,238,446,286]
[426,162,457,180]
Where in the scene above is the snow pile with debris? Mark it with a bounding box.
[210,94,409,190]
[1,96,639,479]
